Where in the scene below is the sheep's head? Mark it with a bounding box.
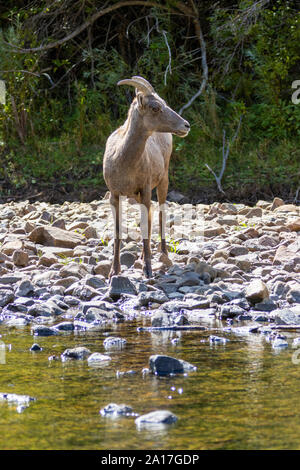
[118,76,190,137]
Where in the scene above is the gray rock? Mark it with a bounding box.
[61,346,91,361]
[53,321,75,331]
[120,251,136,268]
[31,325,59,336]
[87,352,111,364]
[252,299,278,312]
[245,279,269,304]
[30,343,42,351]
[270,306,300,325]
[138,290,169,306]
[84,275,106,290]
[209,335,228,344]
[272,337,289,348]
[15,279,35,297]
[103,336,127,350]
[287,289,300,304]
[151,310,171,327]
[100,403,134,417]
[135,410,178,427]
[149,354,197,375]
[5,317,29,327]
[0,290,14,307]
[108,276,137,299]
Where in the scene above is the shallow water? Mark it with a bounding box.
[0,317,300,450]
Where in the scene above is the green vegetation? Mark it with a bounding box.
[0,0,299,203]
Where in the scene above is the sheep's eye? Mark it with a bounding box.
[151,105,160,113]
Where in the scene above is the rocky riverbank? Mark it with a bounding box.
[0,196,299,338]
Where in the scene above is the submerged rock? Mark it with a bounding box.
[135,410,178,428]
[61,346,91,361]
[100,403,134,417]
[149,354,197,376]
[103,336,127,350]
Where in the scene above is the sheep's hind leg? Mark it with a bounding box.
[140,189,152,278]
[109,193,121,279]
[156,180,169,255]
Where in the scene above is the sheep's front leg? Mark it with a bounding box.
[156,178,169,255]
[109,193,121,279]
[140,188,152,278]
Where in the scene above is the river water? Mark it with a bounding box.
[0,317,300,450]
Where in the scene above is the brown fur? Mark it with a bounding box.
[103,77,190,278]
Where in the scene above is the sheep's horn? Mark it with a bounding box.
[131,76,155,93]
[117,79,150,95]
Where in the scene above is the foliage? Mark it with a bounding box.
[0,0,299,202]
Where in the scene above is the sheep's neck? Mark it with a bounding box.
[120,107,150,166]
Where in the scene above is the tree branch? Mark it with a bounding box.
[178,0,208,114]
[205,116,243,194]
[6,1,171,53]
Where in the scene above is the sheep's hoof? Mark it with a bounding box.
[109,267,120,280]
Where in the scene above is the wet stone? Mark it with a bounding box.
[31,325,59,336]
[100,403,134,417]
[135,410,178,428]
[108,276,137,299]
[149,354,197,376]
[61,346,91,361]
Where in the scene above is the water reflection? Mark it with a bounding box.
[1,320,300,449]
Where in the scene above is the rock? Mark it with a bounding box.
[135,410,178,427]
[108,276,137,299]
[151,311,171,327]
[286,217,300,232]
[103,336,127,350]
[203,224,225,237]
[15,279,35,297]
[84,275,106,290]
[59,262,88,279]
[120,251,136,268]
[272,337,288,348]
[287,289,300,304]
[270,306,300,325]
[244,207,263,218]
[29,225,83,248]
[94,260,111,278]
[138,291,169,306]
[12,250,29,267]
[229,245,249,257]
[167,190,186,203]
[30,343,42,351]
[31,325,59,336]
[1,240,24,256]
[273,241,300,266]
[61,346,91,361]
[274,204,299,214]
[87,353,111,364]
[0,289,14,307]
[100,403,134,417]
[149,354,197,375]
[83,226,98,239]
[53,321,75,331]
[252,299,278,312]
[5,317,29,327]
[0,393,36,406]
[245,280,269,304]
[209,335,228,344]
[270,197,284,211]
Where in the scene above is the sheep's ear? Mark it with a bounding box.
[136,92,145,109]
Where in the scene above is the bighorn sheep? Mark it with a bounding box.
[103,76,190,279]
